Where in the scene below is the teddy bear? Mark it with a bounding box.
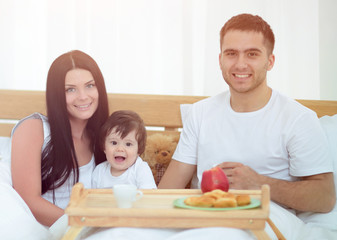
[141,133,179,185]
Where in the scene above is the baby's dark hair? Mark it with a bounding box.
[99,110,147,155]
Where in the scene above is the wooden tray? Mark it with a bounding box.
[63,183,279,240]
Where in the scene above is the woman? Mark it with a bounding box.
[11,50,109,227]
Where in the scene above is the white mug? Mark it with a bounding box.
[113,184,143,208]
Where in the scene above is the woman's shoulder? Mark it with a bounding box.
[12,116,44,136]
[12,113,47,134]
[11,113,49,140]
[10,114,46,169]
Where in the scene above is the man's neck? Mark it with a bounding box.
[229,86,272,113]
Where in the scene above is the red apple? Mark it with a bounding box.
[201,167,229,193]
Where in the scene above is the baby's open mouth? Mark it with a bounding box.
[115,156,126,162]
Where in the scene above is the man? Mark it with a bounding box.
[159,13,335,238]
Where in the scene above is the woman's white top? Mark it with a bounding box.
[12,113,95,209]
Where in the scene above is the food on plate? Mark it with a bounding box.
[204,189,235,200]
[213,197,237,208]
[184,189,251,208]
[236,194,251,206]
[200,167,229,193]
[184,196,215,207]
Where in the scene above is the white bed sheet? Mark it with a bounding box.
[1,114,337,239]
[0,161,52,240]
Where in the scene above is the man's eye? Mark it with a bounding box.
[226,52,236,56]
[248,52,258,57]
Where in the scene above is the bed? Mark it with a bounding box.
[0,89,336,239]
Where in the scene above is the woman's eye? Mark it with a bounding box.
[87,83,96,88]
[66,88,75,93]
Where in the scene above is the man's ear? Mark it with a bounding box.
[219,53,223,68]
[267,54,275,71]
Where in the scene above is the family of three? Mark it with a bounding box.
[9,13,335,239]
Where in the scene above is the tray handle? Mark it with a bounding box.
[68,182,85,208]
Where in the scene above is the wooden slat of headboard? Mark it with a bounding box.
[0,90,46,119]
[0,124,15,137]
[1,89,337,138]
[107,94,205,128]
[296,100,337,118]
[0,90,206,128]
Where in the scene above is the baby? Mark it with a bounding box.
[92,110,156,189]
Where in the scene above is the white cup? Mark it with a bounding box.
[113,184,143,208]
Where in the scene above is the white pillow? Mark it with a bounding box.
[297,114,337,230]
[0,137,12,185]
[0,161,12,186]
[0,136,11,163]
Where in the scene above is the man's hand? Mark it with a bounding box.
[216,162,262,190]
[217,162,336,213]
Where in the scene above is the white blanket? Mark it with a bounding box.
[1,114,337,239]
[0,162,52,240]
[1,161,335,240]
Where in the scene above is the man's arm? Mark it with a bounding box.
[265,172,336,213]
[158,160,196,189]
[218,162,336,213]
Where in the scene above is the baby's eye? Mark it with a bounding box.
[111,141,117,145]
[126,142,132,147]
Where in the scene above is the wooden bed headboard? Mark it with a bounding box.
[1,89,337,137]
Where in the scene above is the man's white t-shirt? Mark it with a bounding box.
[92,157,157,189]
[173,90,333,189]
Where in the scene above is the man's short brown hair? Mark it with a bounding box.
[220,13,275,54]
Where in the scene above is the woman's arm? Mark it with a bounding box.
[11,118,64,226]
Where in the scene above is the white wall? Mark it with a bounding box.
[0,0,336,100]
[319,0,337,100]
